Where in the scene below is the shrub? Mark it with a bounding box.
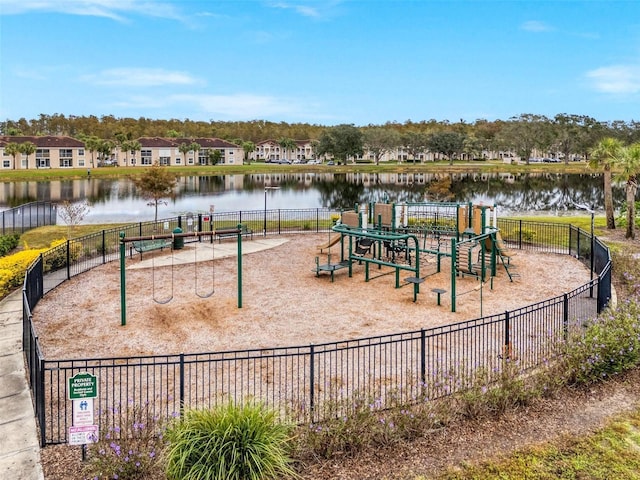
[0,248,43,297]
[84,401,167,480]
[563,298,640,385]
[164,402,297,480]
[42,239,82,272]
[0,233,20,256]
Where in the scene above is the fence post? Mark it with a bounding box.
[278,210,281,235]
[38,357,46,447]
[563,293,569,340]
[66,240,71,280]
[518,220,523,249]
[309,344,315,420]
[420,329,426,387]
[503,311,511,360]
[179,353,185,411]
[102,230,106,264]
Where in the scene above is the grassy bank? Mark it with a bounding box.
[0,160,592,182]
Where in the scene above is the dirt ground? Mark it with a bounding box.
[38,231,640,479]
[34,233,591,359]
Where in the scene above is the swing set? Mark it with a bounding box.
[118,225,245,326]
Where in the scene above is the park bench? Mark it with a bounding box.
[130,239,172,259]
[215,225,253,242]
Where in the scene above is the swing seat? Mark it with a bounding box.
[131,239,172,259]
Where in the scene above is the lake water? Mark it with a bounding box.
[0,172,620,224]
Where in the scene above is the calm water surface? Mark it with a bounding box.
[0,172,622,224]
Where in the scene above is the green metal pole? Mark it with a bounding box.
[119,232,126,326]
[237,224,242,308]
[451,237,457,313]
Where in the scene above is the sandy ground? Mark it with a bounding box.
[33,233,591,359]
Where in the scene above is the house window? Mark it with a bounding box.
[78,149,85,156]
[159,156,170,166]
[36,149,50,168]
[141,149,152,165]
[175,157,181,165]
[60,149,73,158]
[2,160,10,168]
[188,157,194,165]
[78,159,85,167]
[59,158,73,167]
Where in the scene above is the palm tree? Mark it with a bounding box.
[19,141,36,170]
[85,136,101,168]
[589,137,623,229]
[178,142,192,165]
[242,141,255,165]
[4,142,21,170]
[278,137,297,162]
[128,140,141,166]
[615,143,640,239]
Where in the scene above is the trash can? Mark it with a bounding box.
[173,227,184,250]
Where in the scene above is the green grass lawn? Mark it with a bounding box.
[437,407,640,480]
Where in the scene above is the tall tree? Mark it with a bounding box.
[589,137,622,229]
[615,143,640,239]
[402,131,429,163]
[131,162,177,223]
[426,131,466,165]
[4,142,21,170]
[497,114,551,164]
[18,141,36,170]
[362,127,400,165]
[316,124,363,164]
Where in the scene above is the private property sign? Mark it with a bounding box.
[68,372,97,400]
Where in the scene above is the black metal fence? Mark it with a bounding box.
[22,211,611,446]
[0,201,57,235]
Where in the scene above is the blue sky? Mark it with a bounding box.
[1,0,639,126]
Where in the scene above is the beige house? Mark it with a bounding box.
[252,139,316,163]
[121,137,242,167]
[0,136,87,170]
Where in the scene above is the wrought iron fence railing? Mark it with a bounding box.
[21,210,611,446]
[0,201,57,235]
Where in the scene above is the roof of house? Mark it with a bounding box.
[0,135,85,148]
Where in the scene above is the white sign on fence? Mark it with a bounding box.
[72,398,94,426]
[68,425,99,446]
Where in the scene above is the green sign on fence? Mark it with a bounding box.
[68,372,97,400]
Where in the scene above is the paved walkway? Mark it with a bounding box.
[0,289,44,480]
[127,236,289,269]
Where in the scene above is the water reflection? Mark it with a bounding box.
[0,172,622,223]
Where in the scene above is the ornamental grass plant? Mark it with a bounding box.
[163,402,297,480]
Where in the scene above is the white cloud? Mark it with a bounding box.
[265,0,344,19]
[113,92,312,120]
[0,0,184,22]
[81,68,201,87]
[586,65,640,94]
[520,20,552,32]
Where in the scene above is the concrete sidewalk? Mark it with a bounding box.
[0,289,44,480]
[128,236,289,269]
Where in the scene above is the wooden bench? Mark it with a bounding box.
[215,225,253,242]
[130,239,172,259]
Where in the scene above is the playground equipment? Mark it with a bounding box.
[118,225,246,326]
[315,200,517,308]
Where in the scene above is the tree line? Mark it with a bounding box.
[2,113,640,165]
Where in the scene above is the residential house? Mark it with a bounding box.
[121,137,242,166]
[0,136,87,170]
